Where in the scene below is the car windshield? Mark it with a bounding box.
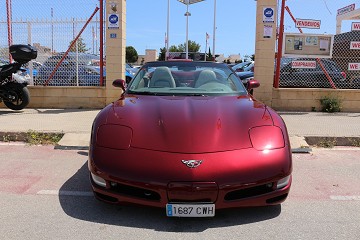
[127,61,246,96]
[232,61,253,70]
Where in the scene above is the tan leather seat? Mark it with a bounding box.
[149,67,176,88]
[195,69,217,88]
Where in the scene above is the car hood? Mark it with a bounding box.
[105,95,274,153]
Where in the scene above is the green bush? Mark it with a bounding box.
[320,96,341,113]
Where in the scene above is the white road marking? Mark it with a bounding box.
[37,190,93,197]
[330,195,360,201]
[0,142,27,146]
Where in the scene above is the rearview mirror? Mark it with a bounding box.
[247,79,260,91]
[112,79,126,92]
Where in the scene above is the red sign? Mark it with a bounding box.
[350,41,360,49]
[291,61,316,69]
[337,4,355,16]
[348,63,360,70]
[352,22,360,31]
[296,19,321,29]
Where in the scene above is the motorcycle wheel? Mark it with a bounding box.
[3,83,30,111]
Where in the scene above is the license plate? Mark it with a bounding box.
[166,203,215,217]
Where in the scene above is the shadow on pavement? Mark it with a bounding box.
[59,162,282,232]
[0,110,24,115]
[32,108,100,114]
[0,108,99,115]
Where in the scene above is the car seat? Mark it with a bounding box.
[195,69,217,88]
[149,66,176,88]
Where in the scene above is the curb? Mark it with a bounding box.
[1,131,359,151]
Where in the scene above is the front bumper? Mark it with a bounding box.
[89,146,292,209]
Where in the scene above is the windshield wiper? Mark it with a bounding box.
[185,93,208,97]
[127,91,158,95]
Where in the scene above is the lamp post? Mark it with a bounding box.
[177,0,205,60]
[213,0,216,61]
[166,0,170,60]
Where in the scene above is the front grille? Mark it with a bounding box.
[110,182,161,201]
[224,184,274,201]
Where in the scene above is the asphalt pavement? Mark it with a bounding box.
[0,108,359,151]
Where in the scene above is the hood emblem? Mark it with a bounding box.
[182,160,203,168]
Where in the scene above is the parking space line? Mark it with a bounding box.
[330,195,360,201]
[37,190,93,197]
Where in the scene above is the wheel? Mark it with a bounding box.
[3,83,30,110]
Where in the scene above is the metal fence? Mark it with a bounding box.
[276,1,360,89]
[0,0,104,86]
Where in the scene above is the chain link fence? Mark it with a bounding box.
[0,0,104,86]
[277,1,360,89]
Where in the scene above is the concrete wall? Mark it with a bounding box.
[272,88,360,112]
[2,86,359,112]
[26,86,107,109]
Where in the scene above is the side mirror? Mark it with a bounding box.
[112,79,127,92]
[247,79,260,91]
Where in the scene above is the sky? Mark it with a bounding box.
[126,0,360,56]
[2,0,360,58]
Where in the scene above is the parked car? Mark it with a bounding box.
[23,60,42,77]
[84,64,136,84]
[89,61,137,83]
[236,71,255,94]
[88,61,292,217]
[34,52,101,86]
[232,61,254,72]
[279,58,347,88]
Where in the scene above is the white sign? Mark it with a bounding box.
[296,19,321,29]
[108,14,119,29]
[263,7,275,22]
[350,41,360,49]
[263,25,273,38]
[291,61,316,69]
[348,63,360,70]
[337,4,355,16]
[352,22,360,31]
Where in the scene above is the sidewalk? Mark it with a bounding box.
[0,108,359,150]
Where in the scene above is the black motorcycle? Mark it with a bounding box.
[0,44,37,110]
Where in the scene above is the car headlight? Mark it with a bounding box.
[249,126,285,151]
[91,173,107,187]
[277,175,291,189]
[96,125,132,149]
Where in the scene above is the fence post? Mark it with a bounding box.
[27,21,34,85]
[6,0,13,61]
[274,0,286,88]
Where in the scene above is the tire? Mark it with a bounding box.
[3,83,30,110]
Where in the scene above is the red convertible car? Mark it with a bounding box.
[88,61,292,217]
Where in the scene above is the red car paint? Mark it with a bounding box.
[88,61,292,211]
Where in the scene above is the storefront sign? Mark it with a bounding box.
[291,60,316,69]
[283,33,333,58]
[348,63,360,70]
[296,19,321,29]
[337,4,355,16]
[350,41,360,49]
[352,22,360,31]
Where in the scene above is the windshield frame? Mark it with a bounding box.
[126,61,247,97]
